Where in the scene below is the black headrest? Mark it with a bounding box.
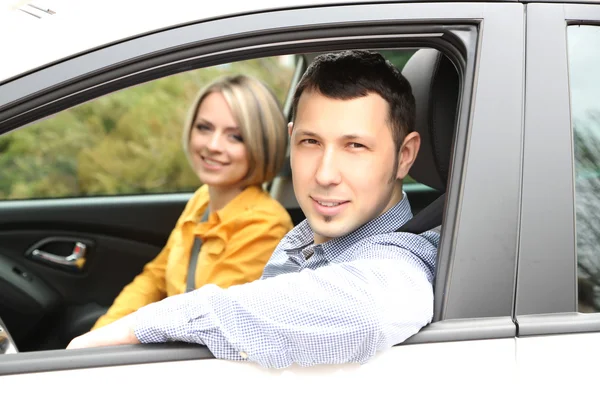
[401,49,459,192]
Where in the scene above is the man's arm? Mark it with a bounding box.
[132,247,434,368]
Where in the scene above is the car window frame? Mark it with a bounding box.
[0,1,524,376]
[516,3,600,336]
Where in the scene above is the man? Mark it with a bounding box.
[67,50,440,369]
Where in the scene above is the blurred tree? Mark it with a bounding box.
[574,110,600,311]
[0,56,295,199]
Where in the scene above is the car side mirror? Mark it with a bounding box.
[0,317,18,354]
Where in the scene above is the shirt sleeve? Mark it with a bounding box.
[133,243,434,369]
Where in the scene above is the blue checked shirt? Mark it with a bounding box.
[133,193,440,368]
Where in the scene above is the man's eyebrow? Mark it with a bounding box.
[341,134,364,141]
[294,129,320,138]
[295,130,369,141]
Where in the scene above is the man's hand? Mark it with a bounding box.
[66,315,140,350]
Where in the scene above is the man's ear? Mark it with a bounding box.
[288,122,294,138]
[396,131,421,180]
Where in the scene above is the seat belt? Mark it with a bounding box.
[186,208,210,293]
[395,193,446,234]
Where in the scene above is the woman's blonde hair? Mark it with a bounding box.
[182,75,288,187]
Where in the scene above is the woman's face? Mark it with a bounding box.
[188,91,250,189]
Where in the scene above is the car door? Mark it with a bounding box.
[0,1,524,397]
[516,3,600,397]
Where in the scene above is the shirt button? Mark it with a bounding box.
[239,351,248,359]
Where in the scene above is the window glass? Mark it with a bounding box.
[568,25,600,312]
[0,56,297,200]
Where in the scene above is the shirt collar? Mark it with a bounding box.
[214,185,263,223]
[283,192,414,261]
[183,184,264,224]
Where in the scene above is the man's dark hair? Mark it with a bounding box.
[291,50,416,152]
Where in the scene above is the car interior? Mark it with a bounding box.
[0,46,459,354]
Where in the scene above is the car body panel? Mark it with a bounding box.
[517,332,600,397]
[0,337,517,398]
[516,7,600,385]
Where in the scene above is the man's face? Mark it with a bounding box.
[290,90,418,244]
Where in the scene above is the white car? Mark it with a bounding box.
[1,0,599,398]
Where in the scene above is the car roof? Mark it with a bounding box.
[0,0,379,84]
[8,0,596,84]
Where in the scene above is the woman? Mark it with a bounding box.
[92,75,293,330]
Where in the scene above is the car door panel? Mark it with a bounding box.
[516,330,600,397]
[0,0,526,391]
[0,337,517,398]
[0,194,190,350]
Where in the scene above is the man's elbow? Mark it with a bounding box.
[385,287,434,348]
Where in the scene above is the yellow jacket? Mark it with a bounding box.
[92,184,292,330]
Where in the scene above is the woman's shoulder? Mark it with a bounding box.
[238,186,292,223]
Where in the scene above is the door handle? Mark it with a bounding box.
[31,242,87,270]
[26,237,92,272]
